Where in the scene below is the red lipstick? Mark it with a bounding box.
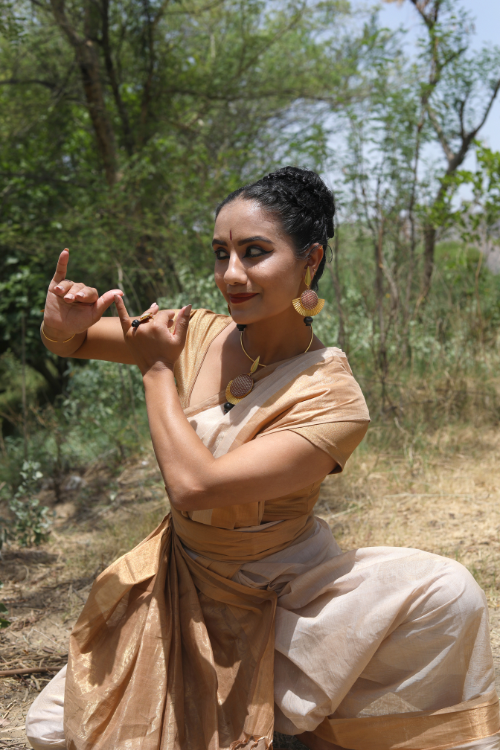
[228,293,258,304]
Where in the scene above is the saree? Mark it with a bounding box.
[51,310,499,749]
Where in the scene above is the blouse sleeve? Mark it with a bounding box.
[289,421,369,474]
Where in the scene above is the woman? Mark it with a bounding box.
[27,168,499,750]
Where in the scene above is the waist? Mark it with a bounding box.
[171,507,314,562]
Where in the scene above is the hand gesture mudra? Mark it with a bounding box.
[43,249,125,340]
[114,295,192,375]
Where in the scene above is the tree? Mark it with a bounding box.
[0,0,367,395]
[384,0,500,297]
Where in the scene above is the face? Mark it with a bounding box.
[213,198,319,325]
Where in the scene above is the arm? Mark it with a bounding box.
[41,249,155,364]
[114,297,335,512]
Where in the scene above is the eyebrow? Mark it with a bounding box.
[237,236,273,246]
[211,235,273,247]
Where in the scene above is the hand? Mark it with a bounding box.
[43,249,125,340]
[114,295,192,375]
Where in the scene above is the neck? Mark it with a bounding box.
[240,307,316,365]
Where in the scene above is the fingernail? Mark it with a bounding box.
[65,294,74,300]
[76,292,84,299]
[55,286,63,292]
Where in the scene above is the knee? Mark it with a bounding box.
[435,557,486,614]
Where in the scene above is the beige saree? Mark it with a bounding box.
[30,310,499,750]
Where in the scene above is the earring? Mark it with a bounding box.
[292,267,325,326]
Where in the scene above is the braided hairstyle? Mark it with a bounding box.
[215,166,335,291]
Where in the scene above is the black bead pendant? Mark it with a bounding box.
[223,402,235,413]
[236,324,247,331]
[304,316,313,327]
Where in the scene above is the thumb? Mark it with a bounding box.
[94,289,124,321]
[172,305,192,339]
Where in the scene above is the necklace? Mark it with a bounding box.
[224,327,314,413]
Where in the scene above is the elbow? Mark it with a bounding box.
[167,479,215,513]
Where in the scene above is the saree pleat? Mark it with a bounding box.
[64,515,277,750]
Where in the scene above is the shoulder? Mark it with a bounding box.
[174,308,230,405]
[186,308,229,340]
[260,346,370,427]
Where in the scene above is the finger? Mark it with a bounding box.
[173,305,192,337]
[114,294,131,333]
[74,285,99,304]
[52,279,73,297]
[52,249,69,284]
[63,282,86,302]
[94,290,123,320]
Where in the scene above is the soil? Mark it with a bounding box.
[1,424,499,748]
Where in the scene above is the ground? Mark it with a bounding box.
[1,423,499,749]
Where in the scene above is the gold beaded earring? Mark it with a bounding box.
[292,267,325,326]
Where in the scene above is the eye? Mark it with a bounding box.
[214,248,229,260]
[244,245,271,258]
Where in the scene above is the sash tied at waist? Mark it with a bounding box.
[171,506,314,562]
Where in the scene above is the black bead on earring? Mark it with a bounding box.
[304,317,313,327]
[236,324,246,331]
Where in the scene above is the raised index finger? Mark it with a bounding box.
[53,249,69,284]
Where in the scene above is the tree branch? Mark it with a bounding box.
[0,78,57,89]
[427,106,454,163]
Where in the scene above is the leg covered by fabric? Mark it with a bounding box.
[25,665,67,750]
[270,543,499,748]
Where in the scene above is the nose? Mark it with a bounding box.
[224,250,248,287]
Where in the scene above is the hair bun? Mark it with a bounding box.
[267,166,335,239]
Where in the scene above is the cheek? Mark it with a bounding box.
[253,257,300,298]
[214,267,225,293]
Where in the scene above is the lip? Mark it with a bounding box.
[228,293,259,304]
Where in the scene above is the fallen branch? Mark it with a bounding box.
[0,666,61,677]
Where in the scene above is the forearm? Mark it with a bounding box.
[143,365,218,509]
[142,366,335,512]
[41,318,137,364]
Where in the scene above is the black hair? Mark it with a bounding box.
[215,166,335,291]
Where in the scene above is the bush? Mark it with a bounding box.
[0,461,52,548]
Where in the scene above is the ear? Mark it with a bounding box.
[305,243,324,279]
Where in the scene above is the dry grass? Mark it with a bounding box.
[1,418,499,747]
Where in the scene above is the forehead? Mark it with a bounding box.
[214,198,282,239]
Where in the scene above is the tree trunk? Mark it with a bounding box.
[50,0,119,187]
[421,223,436,301]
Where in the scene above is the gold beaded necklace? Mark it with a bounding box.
[224,328,314,413]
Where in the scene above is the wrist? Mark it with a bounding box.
[142,361,176,379]
[41,322,77,344]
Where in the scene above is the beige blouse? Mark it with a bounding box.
[174,308,369,525]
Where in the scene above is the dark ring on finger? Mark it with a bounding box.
[131,319,141,328]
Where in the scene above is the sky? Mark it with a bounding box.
[377,0,500,153]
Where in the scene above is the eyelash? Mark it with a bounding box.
[214,245,270,260]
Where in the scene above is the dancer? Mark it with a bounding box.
[27,167,499,749]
